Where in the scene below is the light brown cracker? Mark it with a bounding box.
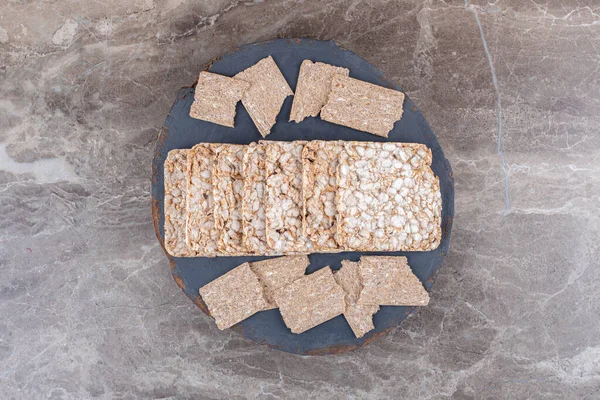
[189,71,250,127]
[321,75,405,137]
[289,60,349,123]
[264,141,313,254]
[357,256,429,306]
[334,260,379,338]
[241,143,269,254]
[186,143,219,256]
[302,141,342,251]
[336,142,442,251]
[164,149,196,257]
[250,255,309,310]
[274,267,346,334]
[235,56,293,137]
[199,262,268,330]
[213,144,249,255]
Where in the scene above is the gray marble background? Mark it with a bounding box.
[1,0,599,399]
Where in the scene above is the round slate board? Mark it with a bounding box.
[152,39,454,355]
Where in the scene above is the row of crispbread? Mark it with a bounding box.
[163,140,442,257]
[199,255,429,338]
[190,57,405,138]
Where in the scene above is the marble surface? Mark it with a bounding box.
[1,0,599,398]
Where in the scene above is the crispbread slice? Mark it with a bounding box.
[235,56,293,137]
[250,255,309,310]
[273,267,346,334]
[357,256,429,306]
[336,141,442,251]
[264,141,313,254]
[333,260,379,338]
[289,60,349,123]
[302,141,342,251]
[189,71,250,127]
[213,144,249,255]
[164,149,196,257]
[186,143,220,256]
[199,262,268,330]
[321,75,405,137]
[241,143,269,254]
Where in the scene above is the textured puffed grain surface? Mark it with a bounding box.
[186,143,219,256]
[334,260,379,338]
[264,141,314,254]
[241,143,269,254]
[235,56,293,137]
[336,142,442,251]
[321,75,405,137]
[289,60,349,123]
[302,141,342,251]
[189,71,250,127]
[164,150,196,257]
[273,267,346,334]
[249,255,309,309]
[199,262,268,330]
[213,144,248,255]
[357,256,429,306]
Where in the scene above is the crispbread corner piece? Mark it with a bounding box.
[250,255,309,310]
[235,56,293,137]
[290,60,349,123]
[190,71,250,127]
[274,267,345,334]
[334,260,379,338]
[321,75,405,137]
[357,256,429,306]
[199,262,268,330]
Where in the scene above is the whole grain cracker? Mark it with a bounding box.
[199,262,268,330]
[273,267,346,334]
[336,142,442,252]
[189,71,250,127]
[250,255,309,310]
[241,143,269,254]
[321,75,405,137]
[357,256,429,306]
[213,144,249,255]
[186,143,220,256]
[289,60,349,123]
[164,149,196,257]
[302,141,342,251]
[235,56,293,137]
[264,141,314,254]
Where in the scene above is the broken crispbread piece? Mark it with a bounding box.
[250,255,309,310]
[321,75,405,137]
[199,262,268,330]
[164,149,196,257]
[273,267,346,334]
[357,256,429,306]
[333,260,379,338]
[213,144,248,255]
[289,60,349,123]
[186,143,220,256]
[302,140,342,251]
[264,141,313,254]
[189,71,250,127]
[336,142,442,251]
[235,56,293,137]
[241,143,269,254]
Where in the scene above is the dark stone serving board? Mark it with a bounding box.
[151,39,454,355]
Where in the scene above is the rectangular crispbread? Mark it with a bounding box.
[189,71,250,127]
[357,256,429,306]
[249,255,309,310]
[199,262,268,330]
[321,75,405,137]
[241,143,269,254]
[273,267,346,334]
